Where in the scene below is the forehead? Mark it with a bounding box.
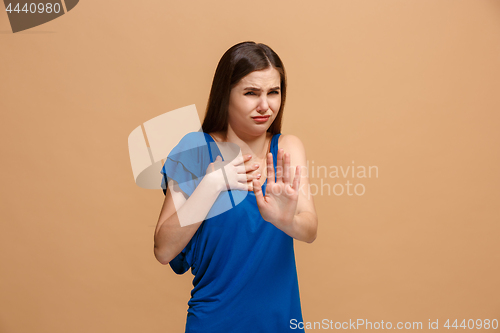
[236,67,280,88]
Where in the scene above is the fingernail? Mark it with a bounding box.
[256,174,261,178]
[253,164,259,168]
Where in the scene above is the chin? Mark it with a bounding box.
[247,127,269,137]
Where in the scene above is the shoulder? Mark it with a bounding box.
[164,131,212,179]
[278,134,305,153]
[207,131,225,142]
[167,131,211,166]
[277,134,307,163]
[179,131,207,143]
[172,131,208,152]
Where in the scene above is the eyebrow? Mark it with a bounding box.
[243,86,280,91]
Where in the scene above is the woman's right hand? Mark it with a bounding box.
[205,154,261,191]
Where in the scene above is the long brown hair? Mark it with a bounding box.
[201,41,287,139]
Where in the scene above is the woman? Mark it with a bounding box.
[154,41,318,332]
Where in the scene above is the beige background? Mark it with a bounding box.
[1,0,499,332]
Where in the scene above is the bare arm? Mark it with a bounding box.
[252,134,318,243]
[154,154,255,265]
[153,174,222,265]
[281,134,318,243]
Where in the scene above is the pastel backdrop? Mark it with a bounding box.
[1,0,499,332]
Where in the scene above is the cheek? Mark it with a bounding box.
[230,93,246,107]
[228,95,242,118]
[270,97,281,112]
[235,98,250,110]
[228,103,247,123]
[230,103,243,115]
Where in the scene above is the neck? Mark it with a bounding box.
[219,126,271,159]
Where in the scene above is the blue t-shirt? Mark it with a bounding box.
[161,132,304,333]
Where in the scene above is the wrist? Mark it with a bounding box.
[288,214,299,234]
[202,171,225,195]
[273,213,296,236]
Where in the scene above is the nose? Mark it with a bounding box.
[257,96,270,114]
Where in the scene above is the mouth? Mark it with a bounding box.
[252,115,271,123]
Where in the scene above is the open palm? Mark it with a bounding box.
[253,149,301,230]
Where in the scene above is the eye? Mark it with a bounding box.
[269,91,279,94]
[244,92,255,96]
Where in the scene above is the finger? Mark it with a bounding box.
[245,162,259,174]
[236,172,260,185]
[237,182,248,191]
[232,154,251,166]
[276,149,284,183]
[235,163,247,174]
[230,155,243,166]
[236,174,248,183]
[211,156,223,171]
[266,153,275,184]
[231,157,248,174]
[245,173,261,182]
[283,152,291,185]
[292,165,301,191]
[252,179,265,206]
[231,181,247,191]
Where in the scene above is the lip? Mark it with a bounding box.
[252,115,270,123]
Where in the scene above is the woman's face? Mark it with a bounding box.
[227,67,281,137]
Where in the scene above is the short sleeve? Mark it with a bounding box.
[160,132,211,197]
[159,132,211,274]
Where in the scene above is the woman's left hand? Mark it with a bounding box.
[253,149,301,231]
